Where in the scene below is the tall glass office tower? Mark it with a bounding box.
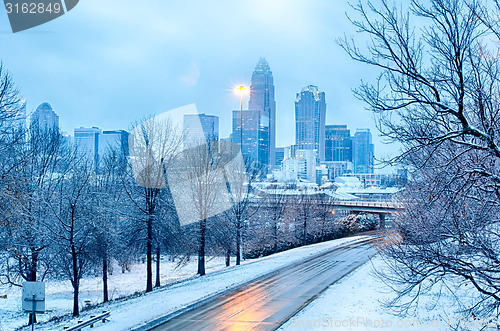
[232,109,269,165]
[248,57,276,170]
[295,85,326,162]
[325,125,352,162]
[353,128,375,173]
[31,102,59,132]
[184,113,219,143]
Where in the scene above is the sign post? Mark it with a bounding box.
[22,282,45,331]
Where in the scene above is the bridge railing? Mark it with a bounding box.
[333,200,405,210]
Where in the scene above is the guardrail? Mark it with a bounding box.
[63,311,110,330]
[334,201,404,209]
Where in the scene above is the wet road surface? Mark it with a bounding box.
[150,238,376,331]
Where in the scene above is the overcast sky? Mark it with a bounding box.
[0,0,395,162]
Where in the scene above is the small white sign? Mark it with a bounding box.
[22,282,45,314]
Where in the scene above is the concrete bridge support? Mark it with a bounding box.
[378,213,386,229]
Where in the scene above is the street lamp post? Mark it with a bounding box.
[234,85,248,151]
[233,85,248,266]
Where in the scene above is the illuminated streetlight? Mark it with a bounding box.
[234,85,249,151]
[234,85,248,95]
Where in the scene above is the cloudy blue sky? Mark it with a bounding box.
[0,0,393,161]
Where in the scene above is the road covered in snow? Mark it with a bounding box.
[278,257,482,331]
[9,235,368,331]
[147,239,375,331]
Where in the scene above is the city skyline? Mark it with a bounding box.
[0,0,389,160]
[26,91,376,176]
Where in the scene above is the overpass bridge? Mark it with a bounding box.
[331,200,404,213]
[329,200,405,228]
[252,189,405,229]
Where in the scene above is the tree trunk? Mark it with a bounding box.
[273,222,278,254]
[303,219,307,246]
[236,218,241,265]
[28,248,38,325]
[146,213,153,292]
[73,282,79,317]
[72,244,79,317]
[155,246,161,288]
[197,218,206,276]
[320,220,325,242]
[102,254,109,303]
[225,248,230,267]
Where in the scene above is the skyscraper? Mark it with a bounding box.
[99,130,130,159]
[74,127,101,169]
[232,109,269,165]
[325,125,352,162]
[183,113,219,143]
[74,127,129,171]
[31,102,59,132]
[275,147,285,168]
[248,57,276,169]
[353,128,375,173]
[295,85,326,162]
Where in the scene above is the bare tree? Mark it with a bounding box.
[261,186,288,254]
[314,193,336,243]
[153,186,179,287]
[341,0,500,320]
[127,115,184,291]
[0,63,25,248]
[50,159,94,317]
[90,148,127,303]
[170,141,234,276]
[291,188,319,246]
[0,63,25,196]
[0,63,22,131]
[222,156,263,265]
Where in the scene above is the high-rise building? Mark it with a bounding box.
[183,113,219,143]
[284,144,298,160]
[74,127,101,168]
[31,102,59,132]
[353,128,374,173]
[273,148,317,183]
[61,132,72,152]
[296,149,317,182]
[74,127,129,170]
[279,158,307,182]
[325,125,352,162]
[248,57,276,170]
[232,109,269,165]
[323,161,354,180]
[99,130,130,160]
[295,85,326,162]
[275,147,284,168]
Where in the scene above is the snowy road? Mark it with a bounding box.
[149,239,376,331]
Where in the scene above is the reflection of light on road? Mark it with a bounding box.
[151,239,375,331]
[219,286,270,330]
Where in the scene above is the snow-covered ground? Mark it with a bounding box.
[0,235,366,331]
[0,255,236,331]
[279,257,487,331]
